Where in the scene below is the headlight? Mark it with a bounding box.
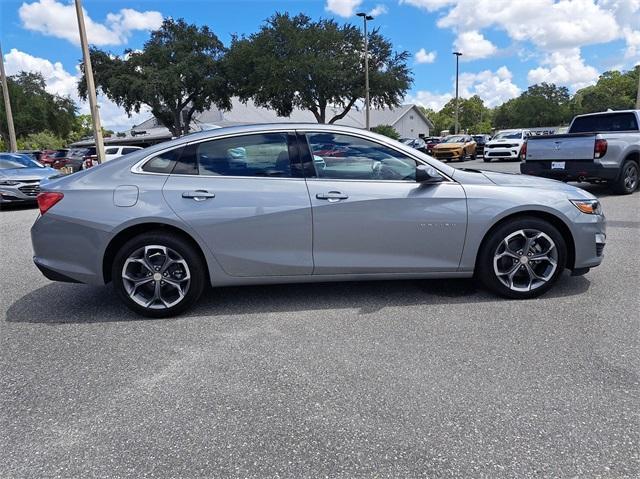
[570,199,602,215]
[0,180,20,186]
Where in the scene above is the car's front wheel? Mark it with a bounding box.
[476,218,566,299]
[112,231,206,317]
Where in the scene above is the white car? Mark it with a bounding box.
[104,145,143,162]
[483,130,529,162]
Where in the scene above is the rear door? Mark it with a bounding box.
[161,131,313,277]
[300,131,467,274]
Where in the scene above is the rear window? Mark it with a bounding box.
[570,113,639,133]
[122,147,140,154]
[142,147,183,174]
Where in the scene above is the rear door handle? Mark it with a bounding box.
[182,190,216,201]
[316,191,349,202]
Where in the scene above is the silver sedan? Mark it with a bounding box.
[0,153,58,206]
[31,124,606,317]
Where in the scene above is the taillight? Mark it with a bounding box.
[594,139,607,159]
[519,141,527,160]
[37,192,64,215]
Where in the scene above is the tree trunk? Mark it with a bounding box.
[328,97,357,124]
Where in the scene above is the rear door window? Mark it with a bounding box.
[570,113,639,133]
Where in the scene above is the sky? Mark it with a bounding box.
[1,0,639,131]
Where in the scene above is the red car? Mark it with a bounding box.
[52,147,96,173]
[40,149,69,167]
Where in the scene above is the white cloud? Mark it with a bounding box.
[3,48,149,131]
[454,31,497,60]
[325,0,363,17]
[415,48,437,64]
[18,0,163,46]
[369,4,388,16]
[459,66,521,106]
[527,48,599,90]
[410,66,520,109]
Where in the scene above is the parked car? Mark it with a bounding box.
[40,149,69,167]
[17,150,44,162]
[472,134,492,157]
[424,136,442,155]
[522,110,640,194]
[53,147,97,173]
[431,134,477,162]
[0,153,58,207]
[400,137,427,153]
[104,145,143,162]
[32,124,605,317]
[483,130,529,162]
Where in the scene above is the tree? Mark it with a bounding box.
[80,19,231,137]
[371,124,400,140]
[493,83,571,128]
[225,13,412,124]
[17,130,66,150]
[0,72,76,145]
[573,67,639,114]
[68,114,113,142]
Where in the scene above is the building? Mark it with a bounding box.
[71,98,433,148]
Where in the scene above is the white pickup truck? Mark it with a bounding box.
[521,110,640,194]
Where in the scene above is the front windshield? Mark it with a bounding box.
[443,135,466,143]
[493,131,522,140]
[0,154,43,169]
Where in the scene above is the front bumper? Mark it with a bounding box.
[432,149,463,161]
[0,185,40,203]
[521,160,619,182]
[571,214,606,270]
[484,147,520,160]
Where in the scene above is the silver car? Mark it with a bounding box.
[0,153,58,206]
[31,124,606,317]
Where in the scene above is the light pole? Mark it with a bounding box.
[75,0,105,163]
[0,42,17,152]
[453,51,462,134]
[357,12,374,130]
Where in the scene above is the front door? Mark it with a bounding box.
[301,131,467,274]
[162,132,313,277]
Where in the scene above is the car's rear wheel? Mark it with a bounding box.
[112,231,205,317]
[477,218,566,299]
[611,160,639,195]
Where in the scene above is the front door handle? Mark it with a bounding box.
[316,191,349,202]
[182,190,216,201]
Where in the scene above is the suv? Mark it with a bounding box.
[472,134,492,157]
[104,145,143,162]
[484,130,529,162]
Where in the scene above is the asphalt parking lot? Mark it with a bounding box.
[1,160,639,478]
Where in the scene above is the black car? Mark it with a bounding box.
[54,147,97,173]
[472,135,492,157]
[400,137,427,153]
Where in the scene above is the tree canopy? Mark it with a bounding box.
[0,72,76,146]
[225,13,412,124]
[80,18,231,137]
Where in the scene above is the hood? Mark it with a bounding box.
[434,142,464,149]
[0,167,59,181]
[476,170,593,196]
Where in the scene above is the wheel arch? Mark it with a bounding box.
[102,222,211,284]
[475,210,576,270]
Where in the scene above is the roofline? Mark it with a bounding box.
[396,105,434,129]
[572,109,640,119]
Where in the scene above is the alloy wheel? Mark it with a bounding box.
[121,245,191,309]
[624,163,638,192]
[493,229,558,292]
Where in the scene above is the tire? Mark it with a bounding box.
[476,217,567,299]
[483,157,491,163]
[611,160,639,195]
[112,231,206,318]
[471,152,477,161]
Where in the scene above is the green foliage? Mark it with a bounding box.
[493,83,572,128]
[371,124,400,140]
[80,18,231,137]
[17,130,66,150]
[573,66,639,114]
[0,72,76,146]
[225,13,412,124]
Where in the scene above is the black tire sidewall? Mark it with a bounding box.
[613,161,639,195]
[112,231,206,317]
[477,218,567,299]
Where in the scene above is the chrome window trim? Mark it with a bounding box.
[131,129,296,178]
[130,126,455,183]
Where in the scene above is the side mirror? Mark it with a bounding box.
[416,164,444,184]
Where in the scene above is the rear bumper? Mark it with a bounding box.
[521,160,619,181]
